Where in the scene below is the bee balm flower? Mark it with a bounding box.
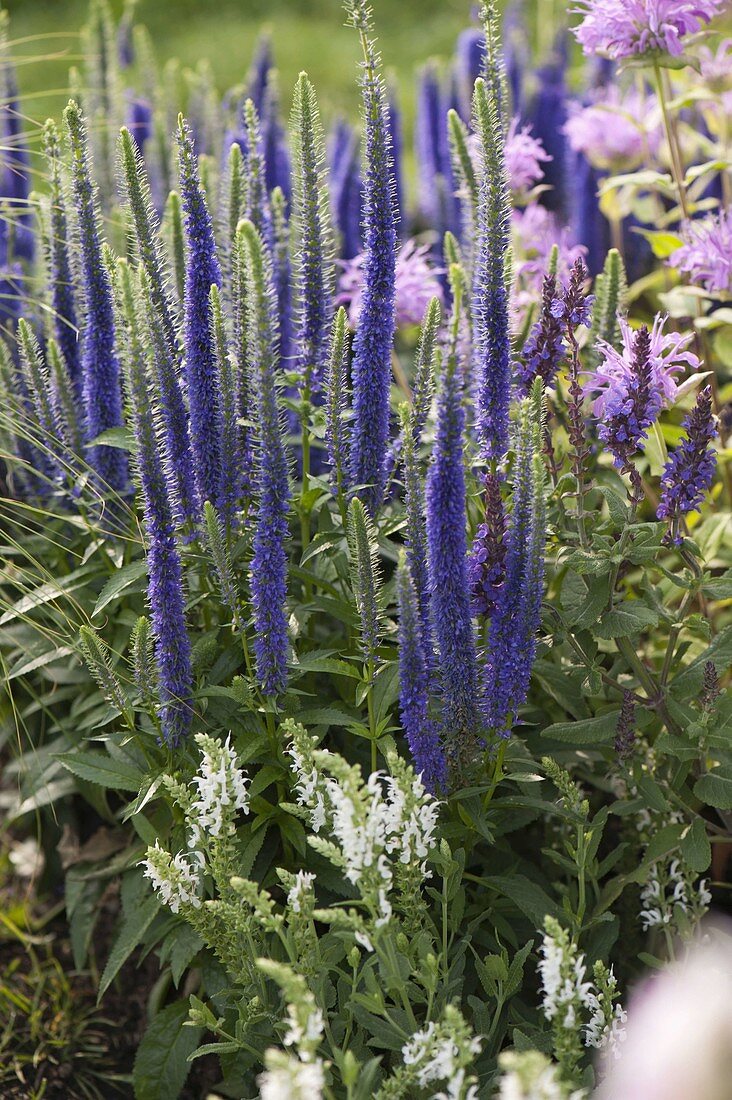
[572,0,727,61]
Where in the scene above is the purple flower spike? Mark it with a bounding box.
[657,386,717,535]
[177,115,223,508]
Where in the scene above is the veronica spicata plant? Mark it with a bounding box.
[0,1,729,1099]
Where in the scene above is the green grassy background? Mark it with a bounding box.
[5,0,511,141]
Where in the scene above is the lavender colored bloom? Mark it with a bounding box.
[564,86,662,173]
[328,119,363,260]
[177,116,223,507]
[115,262,192,745]
[586,314,698,429]
[397,558,446,794]
[572,0,726,60]
[241,221,290,697]
[657,386,717,529]
[338,239,443,330]
[516,273,566,395]
[504,119,551,196]
[346,1,397,511]
[671,211,732,295]
[64,101,127,492]
[247,34,272,116]
[468,471,507,617]
[426,353,481,765]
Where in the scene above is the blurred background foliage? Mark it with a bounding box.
[3,0,530,156]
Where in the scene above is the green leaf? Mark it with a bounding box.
[595,603,659,639]
[487,875,559,927]
[98,894,159,1000]
[93,560,148,616]
[89,426,135,450]
[132,1000,202,1100]
[56,750,144,792]
[681,818,711,874]
[702,575,732,601]
[694,767,732,810]
[541,712,619,745]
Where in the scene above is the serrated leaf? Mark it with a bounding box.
[98,894,159,1000]
[93,560,148,616]
[486,875,558,927]
[694,767,732,810]
[541,712,619,744]
[132,1000,202,1100]
[595,603,659,639]
[56,750,143,792]
[680,818,711,874]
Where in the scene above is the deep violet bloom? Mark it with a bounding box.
[426,354,481,763]
[43,120,80,388]
[468,471,507,617]
[671,211,732,295]
[567,148,611,278]
[328,119,363,260]
[346,2,397,511]
[454,27,485,122]
[484,398,546,738]
[516,273,566,395]
[415,63,460,241]
[177,116,223,507]
[526,58,569,217]
[572,0,726,60]
[116,263,192,745]
[387,91,405,229]
[64,101,127,492]
[126,96,153,153]
[241,221,290,697]
[0,64,34,263]
[473,76,512,460]
[338,239,443,329]
[657,386,717,529]
[396,558,446,794]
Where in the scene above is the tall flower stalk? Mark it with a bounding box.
[345,0,397,511]
[42,120,80,389]
[113,259,192,744]
[177,115,223,509]
[63,100,127,493]
[240,220,290,699]
[472,6,511,461]
[425,273,480,776]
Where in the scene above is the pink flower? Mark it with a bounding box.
[564,86,663,172]
[338,239,444,329]
[585,314,699,419]
[671,210,732,295]
[572,0,726,61]
[504,118,551,195]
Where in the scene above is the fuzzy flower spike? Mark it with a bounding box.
[63,100,127,493]
[345,0,397,511]
[572,1,727,61]
[657,386,717,540]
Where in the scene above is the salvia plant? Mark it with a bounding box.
[0,0,730,1098]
